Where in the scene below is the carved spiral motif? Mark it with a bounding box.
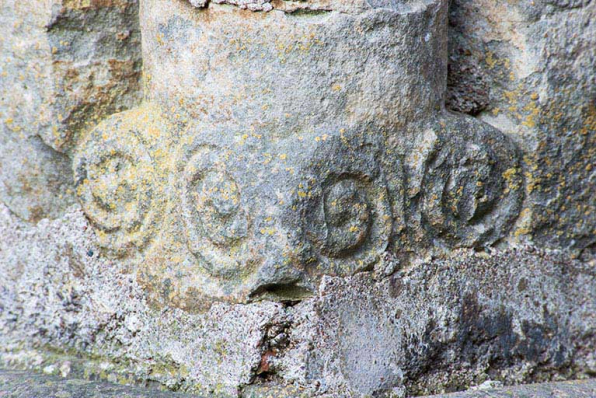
[420,125,523,247]
[179,145,251,278]
[73,121,158,254]
[303,141,393,275]
[312,178,372,257]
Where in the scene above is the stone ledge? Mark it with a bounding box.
[0,369,200,398]
[2,369,596,398]
[428,379,596,398]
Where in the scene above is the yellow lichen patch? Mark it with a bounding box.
[521,98,540,128]
[485,51,498,69]
[63,0,130,9]
[503,90,519,106]
[259,227,276,236]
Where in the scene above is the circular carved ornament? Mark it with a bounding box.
[73,118,160,255]
[420,123,523,247]
[178,144,252,278]
[303,141,393,275]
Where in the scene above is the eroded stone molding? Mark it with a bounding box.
[70,0,524,308]
[177,143,253,278]
[73,104,169,256]
[418,116,523,248]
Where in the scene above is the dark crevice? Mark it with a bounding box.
[249,282,313,303]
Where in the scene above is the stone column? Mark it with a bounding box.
[71,0,523,309]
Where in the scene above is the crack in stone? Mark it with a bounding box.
[184,0,434,14]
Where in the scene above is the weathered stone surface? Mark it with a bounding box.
[68,0,527,308]
[0,205,286,396]
[0,135,75,222]
[2,370,595,398]
[448,0,596,257]
[1,202,595,396]
[0,0,142,152]
[428,379,596,398]
[72,103,171,255]
[0,0,142,222]
[0,0,595,396]
[0,369,199,398]
[289,249,596,396]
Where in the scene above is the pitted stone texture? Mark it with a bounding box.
[447,0,596,257]
[7,0,527,307]
[287,249,596,397]
[142,0,448,134]
[428,379,596,398]
[2,203,594,397]
[0,136,75,223]
[0,205,287,396]
[0,204,596,397]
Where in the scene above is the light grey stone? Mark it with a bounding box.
[0,369,200,398]
[0,0,142,222]
[448,0,596,257]
[3,369,595,398]
[427,378,596,397]
[0,0,595,396]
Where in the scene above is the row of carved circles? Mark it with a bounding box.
[73,120,523,277]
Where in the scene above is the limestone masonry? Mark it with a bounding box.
[0,0,594,396]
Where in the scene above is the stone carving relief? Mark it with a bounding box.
[418,117,523,248]
[301,141,394,276]
[73,105,169,256]
[68,0,525,309]
[177,143,253,279]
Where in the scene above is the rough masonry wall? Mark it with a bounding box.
[448,0,596,257]
[0,0,142,221]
